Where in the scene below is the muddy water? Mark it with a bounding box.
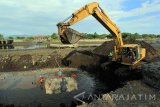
[0,68,107,107]
[13,44,47,50]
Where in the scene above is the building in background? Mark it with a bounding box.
[34,36,47,43]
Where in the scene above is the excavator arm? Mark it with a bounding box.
[57,2,123,48]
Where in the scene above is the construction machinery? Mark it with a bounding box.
[57,2,146,66]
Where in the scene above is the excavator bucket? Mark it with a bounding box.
[60,28,82,44]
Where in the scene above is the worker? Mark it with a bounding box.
[60,78,68,93]
[57,71,64,78]
[38,75,46,84]
[108,51,113,61]
[37,75,46,90]
[128,49,136,61]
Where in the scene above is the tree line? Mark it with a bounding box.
[0,32,160,40]
[82,32,160,39]
[43,32,160,40]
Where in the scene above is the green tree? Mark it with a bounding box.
[156,34,160,38]
[16,36,25,39]
[107,34,113,38]
[93,32,98,38]
[51,33,58,39]
[0,34,4,40]
[27,36,34,40]
[8,36,14,40]
[122,33,132,39]
[99,34,107,39]
[85,34,95,39]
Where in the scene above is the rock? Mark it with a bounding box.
[24,66,27,69]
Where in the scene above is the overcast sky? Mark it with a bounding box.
[0,0,160,36]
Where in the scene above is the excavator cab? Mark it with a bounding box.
[119,44,146,65]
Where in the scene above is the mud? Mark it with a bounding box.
[142,61,160,89]
[0,39,159,72]
[0,40,160,107]
[79,80,160,107]
[0,52,61,72]
[62,50,107,71]
[0,68,101,107]
[0,48,73,72]
[61,39,160,103]
[62,40,160,72]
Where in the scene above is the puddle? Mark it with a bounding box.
[13,44,47,50]
[0,69,108,107]
[3,43,48,51]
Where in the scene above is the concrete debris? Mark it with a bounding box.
[44,77,78,94]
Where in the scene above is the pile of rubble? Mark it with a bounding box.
[36,71,78,95]
[44,77,78,94]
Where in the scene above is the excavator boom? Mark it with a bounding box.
[57,2,123,47]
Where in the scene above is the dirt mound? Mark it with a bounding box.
[62,50,108,71]
[142,61,160,89]
[62,40,160,76]
[93,41,114,55]
[78,80,160,107]
[0,51,62,72]
[109,80,160,106]
[93,40,160,62]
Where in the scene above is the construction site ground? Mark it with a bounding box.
[0,39,160,107]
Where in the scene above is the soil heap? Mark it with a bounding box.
[62,40,160,69]
[93,39,160,62]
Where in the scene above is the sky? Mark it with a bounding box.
[0,0,160,36]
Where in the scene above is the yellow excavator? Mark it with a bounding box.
[57,2,146,66]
